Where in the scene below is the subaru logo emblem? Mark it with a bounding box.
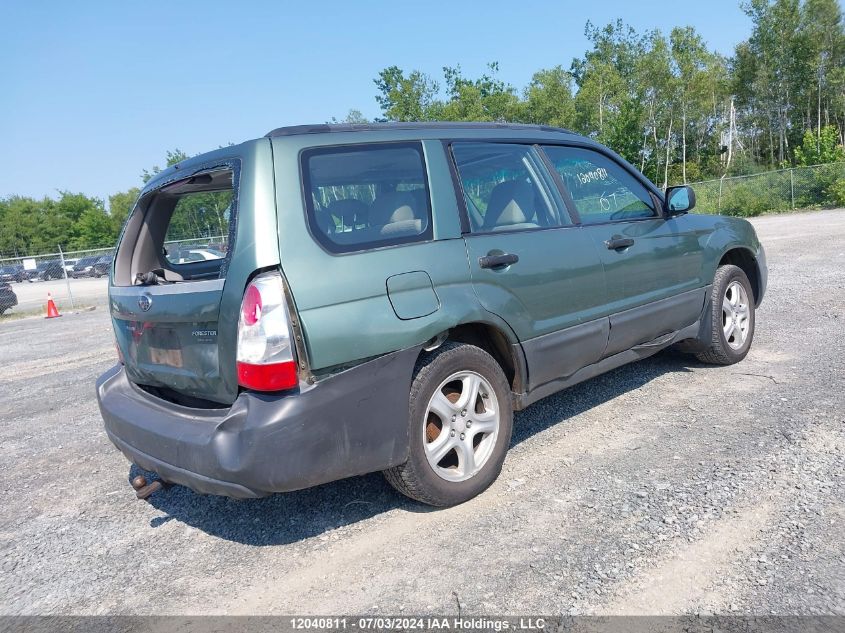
[138,294,152,312]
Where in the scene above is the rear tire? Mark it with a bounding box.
[696,264,756,365]
[383,342,513,507]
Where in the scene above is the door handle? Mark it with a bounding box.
[479,253,519,269]
[605,236,635,250]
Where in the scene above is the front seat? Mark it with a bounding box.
[370,191,425,237]
[482,180,540,231]
[370,191,418,226]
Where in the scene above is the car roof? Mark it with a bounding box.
[142,121,602,194]
[264,121,577,138]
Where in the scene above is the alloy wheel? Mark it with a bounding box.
[423,371,500,482]
[722,280,751,350]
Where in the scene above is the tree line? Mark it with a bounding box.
[1,0,843,257]
[363,0,845,187]
[0,151,188,259]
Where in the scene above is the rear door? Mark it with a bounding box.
[542,145,707,357]
[450,142,609,390]
[110,141,279,405]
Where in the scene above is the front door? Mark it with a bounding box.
[542,145,707,357]
[450,142,608,389]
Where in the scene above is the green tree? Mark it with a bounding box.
[108,187,140,232]
[0,196,41,256]
[438,63,520,122]
[374,66,440,121]
[794,124,845,163]
[331,109,370,124]
[50,192,106,250]
[801,0,845,146]
[571,20,644,146]
[522,66,576,128]
[72,207,116,249]
[636,30,676,186]
[671,27,727,183]
[735,0,818,166]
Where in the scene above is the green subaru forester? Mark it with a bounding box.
[96,122,767,507]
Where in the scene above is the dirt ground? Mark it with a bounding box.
[0,210,842,616]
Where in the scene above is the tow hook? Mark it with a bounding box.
[131,475,168,500]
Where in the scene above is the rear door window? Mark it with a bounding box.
[302,143,433,253]
[450,143,564,232]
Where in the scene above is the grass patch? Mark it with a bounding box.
[0,303,99,323]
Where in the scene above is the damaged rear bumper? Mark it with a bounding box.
[96,347,418,498]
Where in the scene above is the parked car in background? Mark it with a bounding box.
[91,254,114,277]
[36,260,65,281]
[63,259,79,274]
[97,122,767,508]
[0,265,28,283]
[0,281,18,315]
[174,248,225,264]
[72,256,100,278]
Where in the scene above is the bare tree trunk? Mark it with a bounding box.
[806,91,812,131]
[640,130,648,172]
[598,76,604,135]
[818,64,823,151]
[663,116,674,189]
[723,98,735,179]
[652,122,660,181]
[768,117,775,168]
[681,104,687,184]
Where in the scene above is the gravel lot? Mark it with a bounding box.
[0,210,843,616]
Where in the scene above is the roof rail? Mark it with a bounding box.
[264,121,575,138]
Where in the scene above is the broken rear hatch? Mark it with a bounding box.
[108,142,278,405]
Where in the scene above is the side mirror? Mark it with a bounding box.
[665,185,696,215]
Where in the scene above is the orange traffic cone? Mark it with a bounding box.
[45,292,61,319]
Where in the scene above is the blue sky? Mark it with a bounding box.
[0,1,751,207]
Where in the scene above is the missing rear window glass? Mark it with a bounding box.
[114,166,237,285]
[162,175,232,265]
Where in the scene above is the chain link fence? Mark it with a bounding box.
[0,235,227,318]
[684,161,845,216]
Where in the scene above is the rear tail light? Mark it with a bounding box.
[236,271,298,391]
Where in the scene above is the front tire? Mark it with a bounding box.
[384,342,513,507]
[696,264,756,365]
